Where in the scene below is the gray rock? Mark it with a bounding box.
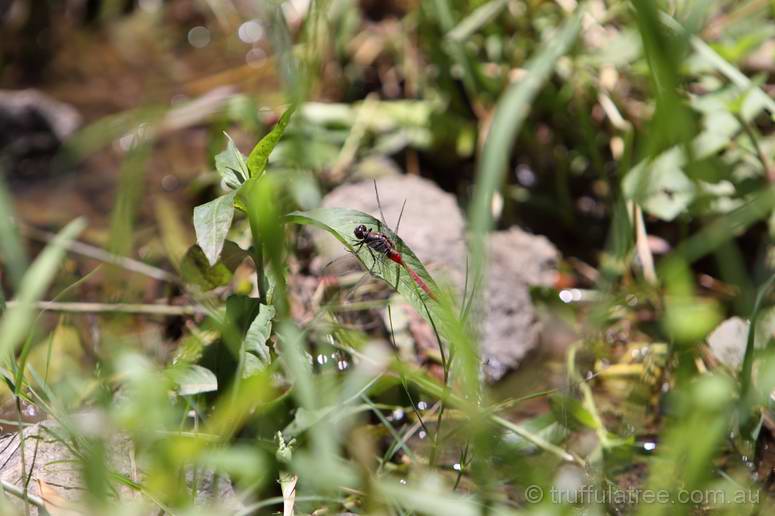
[0,419,242,514]
[0,89,81,184]
[318,175,559,381]
[707,317,749,370]
[482,228,557,380]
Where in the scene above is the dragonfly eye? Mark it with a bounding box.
[354,225,368,239]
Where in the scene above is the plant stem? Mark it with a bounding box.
[4,301,208,316]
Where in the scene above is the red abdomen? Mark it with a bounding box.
[387,250,403,264]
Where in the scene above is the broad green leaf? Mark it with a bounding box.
[170,364,218,396]
[193,191,237,266]
[245,304,276,367]
[215,133,249,189]
[242,353,265,378]
[180,241,246,290]
[0,218,86,361]
[246,106,295,178]
[622,151,696,221]
[286,208,438,309]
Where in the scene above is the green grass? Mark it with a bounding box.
[1,0,775,513]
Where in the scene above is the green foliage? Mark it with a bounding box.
[468,10,581,280]
[287,208,438,306]
[193,191,237,267]
[168,363,219,396]
[180,241,246,290]
[215,134,250,189]
[244,303,275,372]
[4,0,775,514]
[246,106,295,177]
[0,218,85,361]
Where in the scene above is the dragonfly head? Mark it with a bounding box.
[354,224,368,240]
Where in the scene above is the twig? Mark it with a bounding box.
[492,415,584,466]
[736,113,775,183]
[0,479,46,510]
[5,301,207,317]
[21,224,179,284]
[630,202,657,284]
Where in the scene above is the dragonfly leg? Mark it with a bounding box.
[393,262,402,290]
[365,247,379,274]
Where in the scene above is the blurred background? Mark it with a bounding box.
[1,0,775,514]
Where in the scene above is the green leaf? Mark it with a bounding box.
[215,133,249,189]
[245,304,276,366]
[197,445,267,483]
[284,404,373,438]
[222,294,261,356]
[447,0,509,42]
[170,364,218,396]
[286,208,438,308]
[549,394,599,430]
[193,191,237,266]
[180,241,246,290]
[622,150,696,221]
[468,12,581,282]
[242,353,265,378]
[246,106,295,178]
[740,271,775,411]
[0,218,86,361]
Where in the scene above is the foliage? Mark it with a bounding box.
[1,0,775,514]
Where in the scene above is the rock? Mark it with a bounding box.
[318,174,559,381]
[707,317,749,370]
[0,89,81,185]
[0,419,241,514]
[482,229,558,380]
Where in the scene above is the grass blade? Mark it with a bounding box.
[0,218,86,361]
[468,10,582,251]
[0,177,28,288]
[447,0,509,42]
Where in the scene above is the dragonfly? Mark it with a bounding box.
[343,179,437,303]
[352,223,435,301]
[314,180,437,312]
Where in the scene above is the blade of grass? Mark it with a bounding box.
[0,218,85,362]
[429,0,488,99]
[468,10,582,270]
[447,0,509,42]
[739,271,775,426]
[0,176,28,288]
[660,12,775,117]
